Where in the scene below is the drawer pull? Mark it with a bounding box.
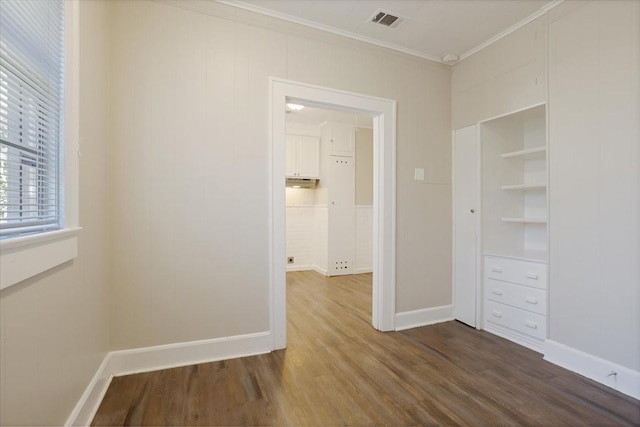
[525,321,538,329]
[525,273,539,280]
[492,289,503,296]
[492,310,503,318]
[525,297,538,304]
[491,267,503,273]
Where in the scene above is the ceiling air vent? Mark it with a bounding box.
[369,9,404,28]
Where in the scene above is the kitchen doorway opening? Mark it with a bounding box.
[270,78,397,350]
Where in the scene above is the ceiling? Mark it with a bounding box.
[286,103,374,128]
[219,0,557,63]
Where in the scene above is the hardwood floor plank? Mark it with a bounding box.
[92,271,640,426]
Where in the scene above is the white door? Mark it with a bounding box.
[453,125,478,327]
[328,155,355,276]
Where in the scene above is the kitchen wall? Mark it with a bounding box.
[0,1,111,425]
[110,0,451,350]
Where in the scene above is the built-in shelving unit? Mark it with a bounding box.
[480,104,548,352]
[481,104,547,261]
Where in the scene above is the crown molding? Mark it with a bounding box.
[458,0,564,62]
[216,0,445,64]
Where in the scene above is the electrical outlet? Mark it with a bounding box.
[287,257,294,264]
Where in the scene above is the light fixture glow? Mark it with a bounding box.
[286,103,305,111]
[292,185,301,188]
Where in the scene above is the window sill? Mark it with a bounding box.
[0,227,82,290]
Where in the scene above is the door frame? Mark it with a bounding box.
[269,77,397,349]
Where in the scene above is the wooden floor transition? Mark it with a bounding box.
[93,271,640,426]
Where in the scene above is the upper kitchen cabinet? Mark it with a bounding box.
[286,134,320,178]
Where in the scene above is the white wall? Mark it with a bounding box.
[548,0,640,373]
[109,0,452,350]
[0,1,111,425]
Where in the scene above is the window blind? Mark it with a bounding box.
[0,0,64,239]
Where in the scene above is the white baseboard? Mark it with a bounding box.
[64,353,113,427]
[355,267,373,274]
[544,340,640,400]
[313,265,328,276]
[484,322,544,354]
[65,331,272,426]
[395,305,454,331]
[286,264,314,272]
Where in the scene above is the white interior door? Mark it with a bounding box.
[328,155,355,276]
[453,125,478,327]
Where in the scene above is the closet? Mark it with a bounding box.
[453,104,548,352]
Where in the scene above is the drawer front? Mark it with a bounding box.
[485,256,547,289]
[485,279,547,315]
[485,300,546,340]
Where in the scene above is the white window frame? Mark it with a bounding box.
[0,1,81,290]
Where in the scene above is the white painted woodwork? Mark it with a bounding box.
[548,0,640,372]
[327,156,356,276]
[285,134,320,178]
[483,255,547,352]
[452,125,478,327]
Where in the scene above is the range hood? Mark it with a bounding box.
[286,178,318,189]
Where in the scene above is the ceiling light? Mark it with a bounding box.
[286,103,304,111]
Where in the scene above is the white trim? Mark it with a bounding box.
[478,101,546,125]
[545,340,640,400]
[271,78,397,350]
[458,1,564,62]
[313,265,328,276]
[395,305,454,331]
[355,268,373,274]
[286,264,314,272]
[64,353,113,427]
[0,229,80,289]
[484,323,544,353]
[65,332,272,426]
[217,1,443,64]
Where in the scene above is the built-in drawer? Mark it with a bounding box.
[485,256,547,289]
[485,300,546,340]
[485,278,547,315]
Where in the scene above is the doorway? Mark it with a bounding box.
[270,78,397,350]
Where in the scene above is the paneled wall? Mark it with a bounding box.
[452,16,547,128]
[110,0,452,350]
[452,0,640,384]
[0,2,111,425]
[548,0,640,373]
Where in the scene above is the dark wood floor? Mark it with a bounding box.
[93,271,640,426]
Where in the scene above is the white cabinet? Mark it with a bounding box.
[483,255,547,352]
[324,122,355,155]
[286,134,320,178]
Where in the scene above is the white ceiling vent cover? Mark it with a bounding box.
[369,9,406,29]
